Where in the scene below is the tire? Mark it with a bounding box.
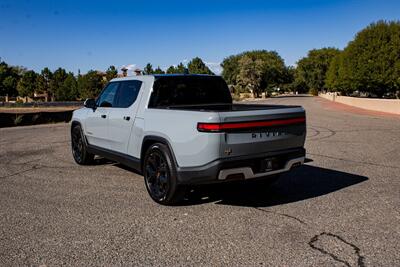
[143,143,186,205]
[71,125,95,165]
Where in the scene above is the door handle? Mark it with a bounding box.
[123,116,130,121]
[101,114,107,119]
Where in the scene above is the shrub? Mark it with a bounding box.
[242,93,251,99]
[309,88,319,96]
[232,94,241,102]
[14,114,24,125]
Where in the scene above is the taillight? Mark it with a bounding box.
[197,123,222,132]
[197,117,305,132]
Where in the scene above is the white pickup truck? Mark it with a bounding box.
[71,74,306,204]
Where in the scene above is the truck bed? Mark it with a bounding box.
[162,103,301,112]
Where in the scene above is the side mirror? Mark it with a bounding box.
[84,98,96,109]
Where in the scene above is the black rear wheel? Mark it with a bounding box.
[71,125,94,165]
[143,143,185,205]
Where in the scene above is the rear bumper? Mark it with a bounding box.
[176,147,305,185]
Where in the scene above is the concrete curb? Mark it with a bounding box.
[319,93,400,115]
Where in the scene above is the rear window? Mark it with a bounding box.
[148,76,232,108]
[114,80,142,108]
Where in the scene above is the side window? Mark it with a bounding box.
[114,80,143,108]
[97,82,119,107]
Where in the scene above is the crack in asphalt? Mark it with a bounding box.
[309,232,366,267]
[0,159,74,180]
[307,127,320,138]
[0,165,41,179]
[254,207,307,225]
[331,128,400,133]
[4,161,75,169]
[307,126,337,141]
[308,152,400,169]
[307,125,400,142]
[5,159,39,165]
[253,209,367,266]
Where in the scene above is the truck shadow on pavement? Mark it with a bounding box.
[182,164,368,207]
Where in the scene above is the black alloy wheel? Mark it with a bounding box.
[144,150,170,201]
[71,125,94,165]
[143,143,185,205]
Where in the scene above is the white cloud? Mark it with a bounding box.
[120,64,136,71]
[119,64,139,76]
[205,62,222,75]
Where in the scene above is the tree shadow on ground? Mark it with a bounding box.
[181,165,368,207]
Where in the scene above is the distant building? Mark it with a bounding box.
[134,68,142,76]
[121,67,128,77]
[33,91,49,102]
[96,71,108,82]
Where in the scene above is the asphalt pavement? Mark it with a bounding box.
[1,96,399,266]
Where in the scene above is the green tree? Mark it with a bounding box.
[221,54,241,85]
[295,48,340,93]
[0,61,21,97]
[0,61,11,96]
[36,67,53,101]
[17,70,38,100]
[222,50,288,93]
[187,57,214,74]
[325,52,351,94]
[57,72,78,101]
[279,66,297,93]
[176,63,186,73]
[2,76,18,96]
[106,65,118,81]
[144,63,154,75]
[166,65,179,74]
[49,68,67,101]
[78,70,104,99]
[153,66,165,74]
[236,55,264,97]
[328,21,400,96]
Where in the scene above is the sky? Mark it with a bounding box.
[0,0,399,75]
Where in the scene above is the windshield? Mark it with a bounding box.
[149,76,232,108]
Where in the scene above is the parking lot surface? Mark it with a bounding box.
[1,96,399,266]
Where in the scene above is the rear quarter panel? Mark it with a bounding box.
[142,108,222,167]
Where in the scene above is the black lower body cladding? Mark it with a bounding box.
[176,147,305,185]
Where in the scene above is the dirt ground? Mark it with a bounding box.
[0,106,79,114]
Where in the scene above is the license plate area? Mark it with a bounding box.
[258,157,279,173]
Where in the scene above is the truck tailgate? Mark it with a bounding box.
[217,106,306,159]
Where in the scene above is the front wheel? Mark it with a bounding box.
[143,143,185,205]
[71,125,94,165]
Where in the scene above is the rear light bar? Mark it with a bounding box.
[197,117,305,132]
